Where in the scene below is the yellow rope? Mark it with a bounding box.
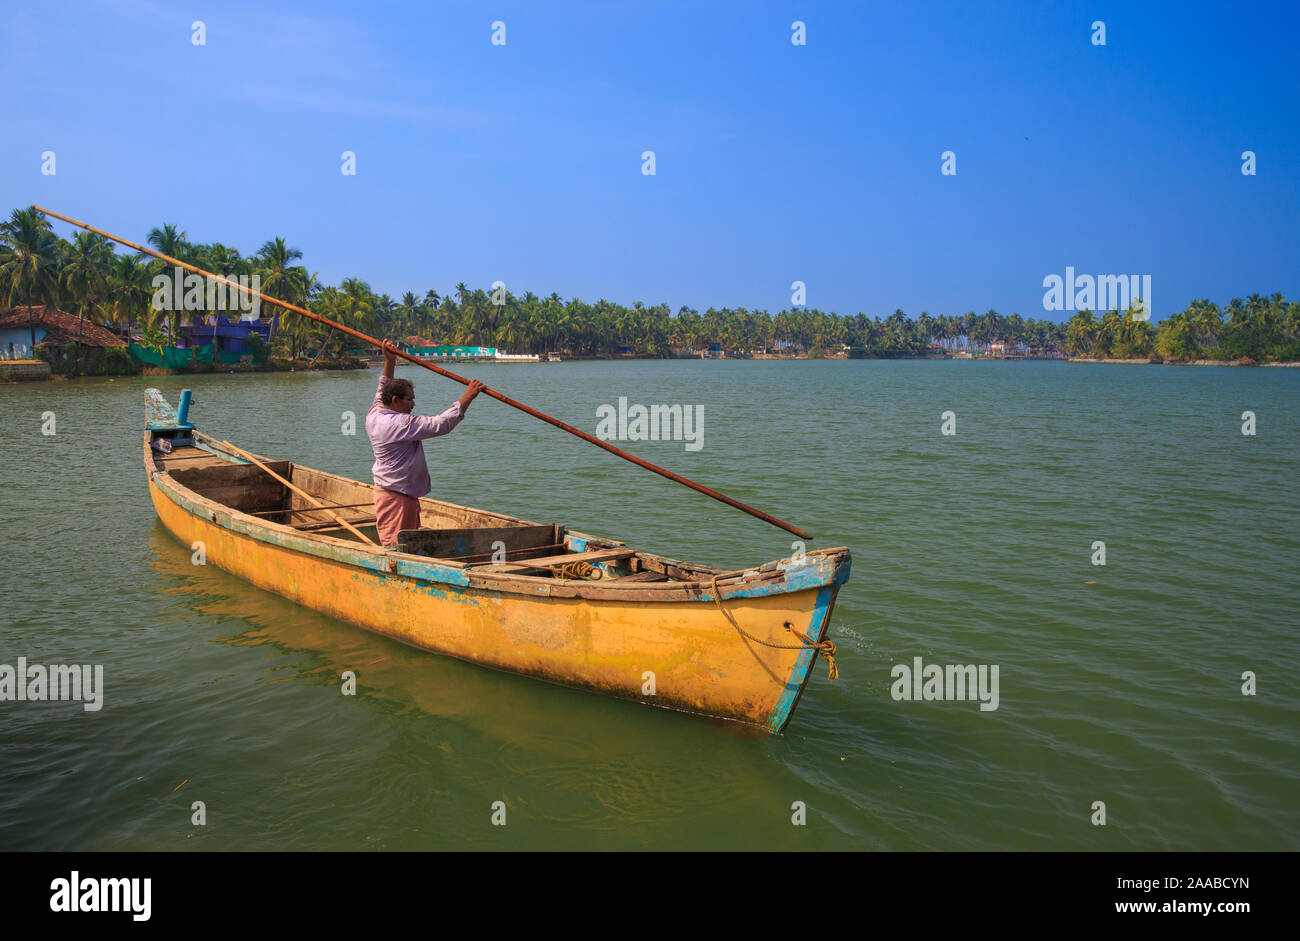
[708,574,838,680]
[555,561,597,580]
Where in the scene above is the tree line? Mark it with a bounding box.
[2,207,1296,362]
[1063,299,1300,361]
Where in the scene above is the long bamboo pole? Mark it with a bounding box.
[217,439,378,546]
[33,205,813,539]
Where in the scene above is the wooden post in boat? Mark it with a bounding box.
[32,205,813,539]
[217,439,379,546]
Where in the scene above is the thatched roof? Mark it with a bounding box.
[0,306,127,348]
[403,335,436,348]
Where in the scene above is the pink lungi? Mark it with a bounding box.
[374,487,421,546]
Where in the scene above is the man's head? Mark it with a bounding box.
[381,378,415,413]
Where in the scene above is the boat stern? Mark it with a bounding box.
[145,387,197,451]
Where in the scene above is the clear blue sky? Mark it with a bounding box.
[2,0,1296,321]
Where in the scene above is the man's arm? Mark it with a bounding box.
[393,381,486,441]
[370,341,399,412]
[405,401,464,440]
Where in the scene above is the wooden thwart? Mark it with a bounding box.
[454,542,566,562]
[158,452,229,463]
[474,547,636,574]
[293,517,378,533]
[248,501,375,518]
[396,524,559,559]
[217,439,378,546]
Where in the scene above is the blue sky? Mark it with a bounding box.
[2,0,1296,321]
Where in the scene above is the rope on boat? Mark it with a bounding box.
[556,561,599,580]
[708,574,838,681]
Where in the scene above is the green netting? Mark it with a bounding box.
[193,344,243,364]
[129,344,194,368]
[129,344,243,367]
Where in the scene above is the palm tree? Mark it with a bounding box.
[284,271,322,360]
[255,237,304,299]
[147,223,188,259]
[254,237,307,355]
[1188,299,1221,350]
[1155,311,1197,360]
[198,242,246,278]
[478,287,504,346]
[0,207,64,349]
[62,231,115,344]
[104,254,154,337]
[422,290,440,339]
[373,293,396,339]
[1064,310,1098,356]
[916,311,933,348]
[616,305,638,350]
[398,291,420,341]
[335,278,376,355]
[146,224,189,341]
[498,310,526,350]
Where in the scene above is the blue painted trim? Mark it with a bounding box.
[765,583,836,734]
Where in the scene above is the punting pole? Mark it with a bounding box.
[32,205,814,540]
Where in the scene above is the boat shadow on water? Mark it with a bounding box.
[145,524,769,744]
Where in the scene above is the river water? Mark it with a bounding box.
[1,359,1296,849]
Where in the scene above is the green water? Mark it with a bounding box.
[1,360,1297,850]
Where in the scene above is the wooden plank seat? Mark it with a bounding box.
[156,450,230,468]
[473,548,637,575]
[608,570,670,583]
[246,501,375,521]
[293,516,378,533]
[396,524,559,559]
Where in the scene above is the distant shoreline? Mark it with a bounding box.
[12,352,1300,382]
[1068,356,1300,367]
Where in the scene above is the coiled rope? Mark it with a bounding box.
[708,573,838,680]
[555,561,598,580]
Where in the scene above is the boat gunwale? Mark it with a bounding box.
[143,433,850,603]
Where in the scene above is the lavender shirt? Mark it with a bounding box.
[366,376,463,497]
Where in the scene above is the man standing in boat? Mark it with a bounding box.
[367,341,486,546]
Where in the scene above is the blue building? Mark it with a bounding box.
[176,313,277,355]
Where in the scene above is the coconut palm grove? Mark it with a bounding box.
[2,206,1297,375]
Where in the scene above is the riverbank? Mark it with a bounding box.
[72,355,369,379]
[0,359,51,381]
[21,351,1300,379]
[1069,356,1300,366]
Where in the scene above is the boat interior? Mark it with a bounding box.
[148,433,758,585]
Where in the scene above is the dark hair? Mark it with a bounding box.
[381,378,414,406]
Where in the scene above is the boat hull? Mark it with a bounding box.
[149,475,845,732]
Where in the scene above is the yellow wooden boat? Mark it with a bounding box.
[144,388,850,733]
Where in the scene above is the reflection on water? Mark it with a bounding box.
[145,526,759,742]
